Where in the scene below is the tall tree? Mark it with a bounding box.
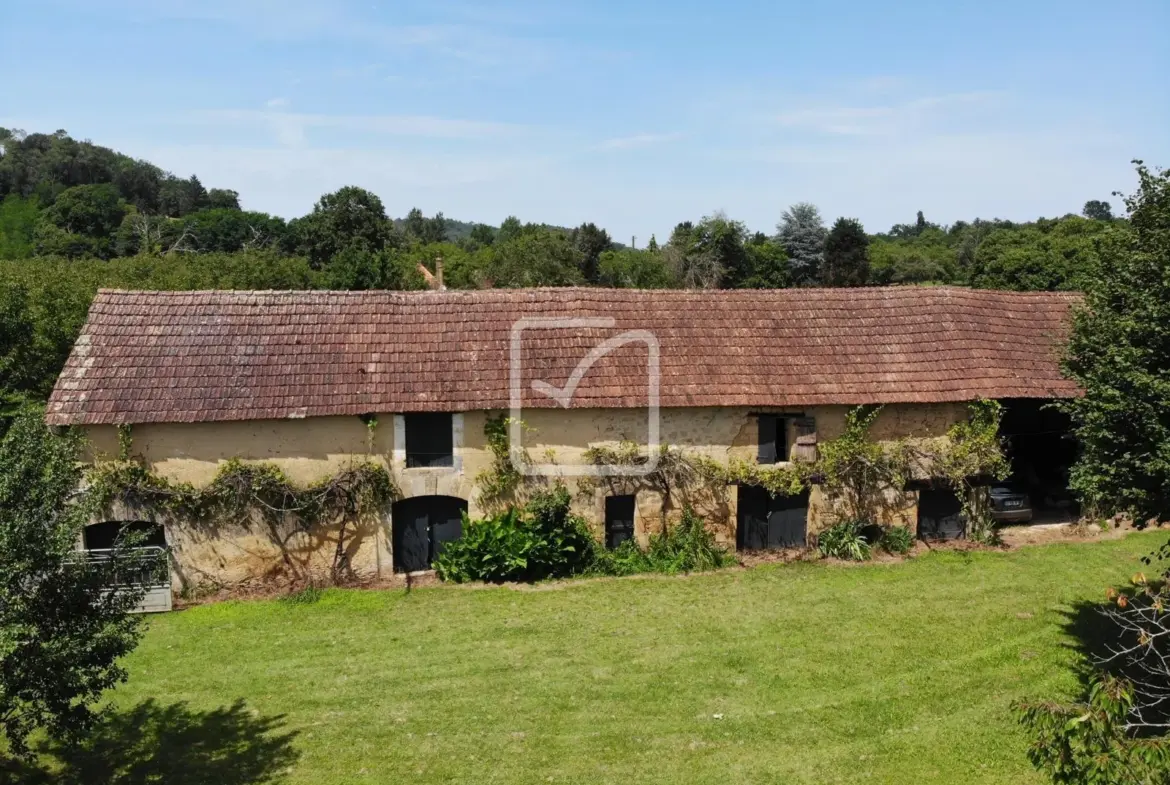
[1061,163,1170,520]
[403,207,427,240]
[776,203,827,286]
[33,184,128,259]
[159,175,208,217]
[496,215,523,244]
[292,186,399,269]
[740,232,791,289]
[571,222,614,283]
[822,218,870,287]
[422,211,449,245]
[206,188,241,211]
[0,409,153,756]
[1083,199,1115,222]
[968,216,1108,291]
[663,214,748,289]
[468,223,496,248]
[597,248,673,288]
[484,230,584,287]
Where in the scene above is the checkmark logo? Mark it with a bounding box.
[510,317,660,478]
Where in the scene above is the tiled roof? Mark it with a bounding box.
[45,287,1080,425]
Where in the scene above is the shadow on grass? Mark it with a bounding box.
[1060,597,1170,732]
[1060,598,1118,684]
[0,699,299,784]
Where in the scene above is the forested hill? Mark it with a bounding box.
[0,127,1132,412]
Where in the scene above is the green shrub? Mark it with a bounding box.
[433,487,596,583]
[523,486,599,578]
[879,525,914,555]
[818,520,872,561]
[588,538,652,577]
[1015,675,1170,783]
[590,507,735,576]
[435,495,733,583]
[642,507,735,573]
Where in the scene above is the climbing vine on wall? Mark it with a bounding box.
[574,401,1009,542]
[86,457,400,581]
[475,414,529,508]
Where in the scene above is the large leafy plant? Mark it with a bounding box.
[434,486,596,583]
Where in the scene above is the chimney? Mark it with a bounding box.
[435,254,445,291]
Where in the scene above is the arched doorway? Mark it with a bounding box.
[391,496,468,573]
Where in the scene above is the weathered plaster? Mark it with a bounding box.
[81,403,968,592]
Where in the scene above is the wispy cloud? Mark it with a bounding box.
[775,91,1005,136]
[96,0,552,69]
[191,109,528,147]
[597,132,684,150]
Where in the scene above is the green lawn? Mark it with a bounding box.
[31,532,1170,784]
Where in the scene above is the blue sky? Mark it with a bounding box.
[2,0,1167,242]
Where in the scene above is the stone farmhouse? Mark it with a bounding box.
[45,286,1078,593]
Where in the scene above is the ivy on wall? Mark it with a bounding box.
[86,455,400,582]
[475,414,527,507]
[577,401,1009,542]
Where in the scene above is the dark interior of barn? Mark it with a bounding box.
[997,398,1080,522]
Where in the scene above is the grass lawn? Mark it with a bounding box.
[30,532,1170,784]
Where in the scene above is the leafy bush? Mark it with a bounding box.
[0,408,153,756]
[642,507,735,573]
[588,538,653,577]
[818,520,872,561]
[879,525,914,555]
[589,507,735,576]
[437,496,733,583]
[1015,675,1170,784]
[433,487,596,583]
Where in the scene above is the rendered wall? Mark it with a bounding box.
[81,402,969,591]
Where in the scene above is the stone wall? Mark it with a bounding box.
[81,402,969,591]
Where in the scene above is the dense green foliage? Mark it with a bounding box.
[1060,164,1170,521]
[0,409,151,756]
[878,525,915,555]
[589,507,736,576]
[817,520,873,561]
[776,202,827,285]
[1016,676,1170,784]
[435,488,733,583]
[433,486,597,583]
[822,217,870,287]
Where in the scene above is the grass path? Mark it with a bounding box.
[97,532,1164,784]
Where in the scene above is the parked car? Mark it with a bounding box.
[989,485,1032,523]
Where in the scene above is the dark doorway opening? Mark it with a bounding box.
[917,487,965,540]
[391,495,467,573]
[84,520,167,551]
[999,398,1079,522]
[605,495,636,549]
[736,486,809,550]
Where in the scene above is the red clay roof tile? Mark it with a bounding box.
[45,287,1080,425]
